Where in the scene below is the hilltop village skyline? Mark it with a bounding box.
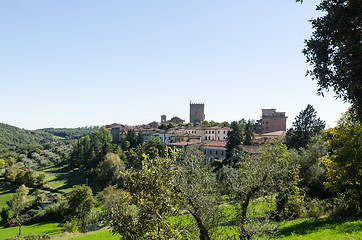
[107,102,287,161]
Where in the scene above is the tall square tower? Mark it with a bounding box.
[260,108,287,133]
[189,102,205,124]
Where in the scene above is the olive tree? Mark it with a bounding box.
[174,146,223,240]
[222,140,290,239]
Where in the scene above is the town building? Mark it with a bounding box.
[254,108,287,134]
[190,102,205,124]
[168,141,200,150]
[200,141,227,160]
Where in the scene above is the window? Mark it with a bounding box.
[210,150,212,155]
[216,150,218,155]
[204,150,206,154]
[218,137,220,140]
[222,151,224,155]
[224,131,226,134]
[218,131,220,134]
[266,121,269,124]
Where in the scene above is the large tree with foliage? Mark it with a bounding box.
[298,0,362,120]
[175,146,222,240]
[7,184,29,236]
[226,121,244,159]
[70,126,113,176]
[286,104,325,149]
[96,153,125,187]
[111,154,181,239]
[67,185,95,233]
[293,135,328,198]
[222,140,291,239]
[243,120,255,145]
[322,109,362,215]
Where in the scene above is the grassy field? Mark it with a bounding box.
[48,217,362,239]
[1,168,361,239]
[0,222,61,239]
[275,217,362,240]
[0,189,13,210]
[43,165,86,193]
[53,227,118,240]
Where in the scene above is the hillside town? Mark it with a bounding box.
[107,102,288,160]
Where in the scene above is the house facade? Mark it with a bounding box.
[254,108,287,134]
[200,141,227,160]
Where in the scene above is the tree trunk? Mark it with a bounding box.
[187,197,210,240]
[239,192,252,240]
[18,222,22,236]
[190,211,210,240]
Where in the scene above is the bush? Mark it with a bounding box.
[283,195,307,219]
[61,219,79,233]
[30,202,67,223]
[86,209,101,225]
[306,198,325,218]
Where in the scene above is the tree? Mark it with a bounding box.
[243,120,255,145]
[97,185,129,223]
[294,135,329,198]
[158,123,168,130]
[322,109,362,215]
[175,146,222,240]
[126,130,137,148]
[96,153,125,187]
[300,0,362,120]
[111,154,181,239]
[222,140,290,239]
[167,122,176,129]
[7,184,29,236]
[67,185,95,233]
[144,136,166,157]
[226,121,244,159]
[136,131,144,146]
[286,104,325,149]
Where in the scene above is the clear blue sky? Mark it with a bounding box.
[0,0,349,130]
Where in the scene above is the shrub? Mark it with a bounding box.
[61,219,79,233]
[283,195,307,219]
[306,198,325,218]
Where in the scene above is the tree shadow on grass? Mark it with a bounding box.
[277,218,362,237]
[44,168,86,193]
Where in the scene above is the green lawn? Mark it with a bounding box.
[0,222,61,239]
[275,217,362,240]
[53,227,118,240]
[49,217,362,239]
[0,190,13,210]
[43,165,86,193]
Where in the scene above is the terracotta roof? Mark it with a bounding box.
[241,145,260,154]
[168,142,200,147]
[202,141,227,147]
[261,131,286,137]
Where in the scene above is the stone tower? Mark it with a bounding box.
[189,102,205,124]
[161,115,166,123]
